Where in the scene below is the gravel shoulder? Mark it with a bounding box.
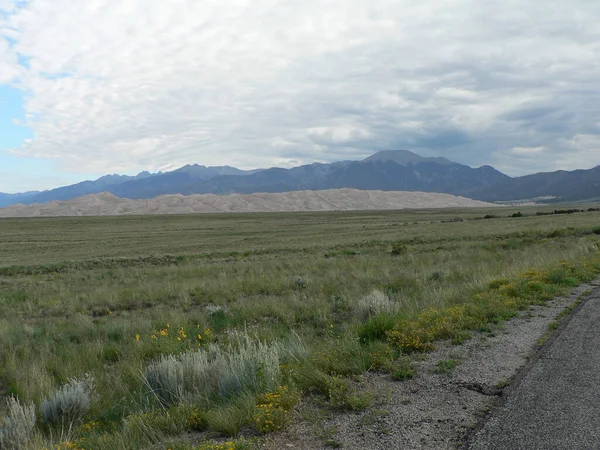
[265,281,600,449]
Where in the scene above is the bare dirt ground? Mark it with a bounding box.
[0,189,494,217]
[263,282,600,450]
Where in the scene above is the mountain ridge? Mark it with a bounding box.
[1,150,599,206]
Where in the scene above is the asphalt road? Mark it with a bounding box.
[468,287,600,449]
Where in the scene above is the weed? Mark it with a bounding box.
[434,359,460,374]
[318,425,343,448]
[392,359,415,381]
[495,379,511,389]
[325,376,372,411]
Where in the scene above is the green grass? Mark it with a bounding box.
[0,206,600,448]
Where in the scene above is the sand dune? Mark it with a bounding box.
[0,189,495,217]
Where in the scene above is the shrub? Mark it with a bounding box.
[187,408,206,432]
[510,212,523,218]
[390,242,407,256]
[253,385,299,433]
[0,396,37,449]
[546,229,567,238]
[293,276,307,290]
[40,376,94,431]
[428,270,445,281]
[356,290,398,321]
[386,322,434,353]
[144,335,281,406]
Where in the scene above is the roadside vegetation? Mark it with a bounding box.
[1,205,600,449]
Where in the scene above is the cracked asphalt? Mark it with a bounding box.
[468,286,600,450]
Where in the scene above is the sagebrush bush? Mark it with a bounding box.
[0,396,36,449]
[357,290,398,321]
[40,376,94,428]
[145,335,281,406]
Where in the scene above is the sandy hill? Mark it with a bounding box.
[0,189,495,218]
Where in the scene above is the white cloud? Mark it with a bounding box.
[0,33,19,83]
[0,0,599,175]
[510,146,546,156]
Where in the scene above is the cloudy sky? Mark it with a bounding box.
[0,0,599,192]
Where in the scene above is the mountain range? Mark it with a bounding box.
[1,150,598,207]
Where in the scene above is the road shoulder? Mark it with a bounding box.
[267,281,600,449]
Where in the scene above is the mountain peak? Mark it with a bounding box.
[362,150,453,166]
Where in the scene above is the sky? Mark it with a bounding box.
[0,0,599,193]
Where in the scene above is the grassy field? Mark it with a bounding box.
[1,205,600,449]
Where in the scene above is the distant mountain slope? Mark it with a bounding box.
[21,172,157,205]
[0,189,495,218]
[471,166,600,202]
[104,153,508,199]
[0,191,39,208]
[326,159,508,196]
[2,165,259,207]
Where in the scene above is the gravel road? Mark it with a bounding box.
[468,285,600,450]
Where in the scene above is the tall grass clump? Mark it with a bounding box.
[145,335,281,406]
[0,396,36,449]
[40,376,94,434]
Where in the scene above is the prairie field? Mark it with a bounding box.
[1,205,600,449]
